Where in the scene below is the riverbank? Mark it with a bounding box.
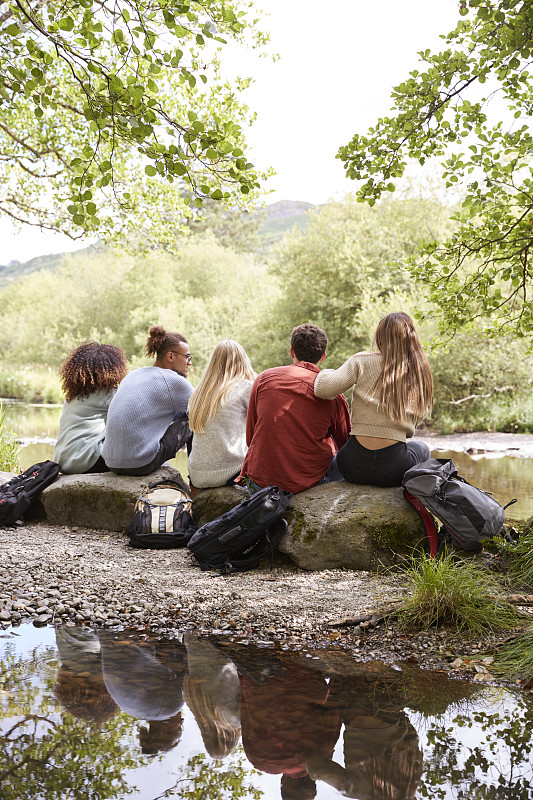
[1,520,530,686]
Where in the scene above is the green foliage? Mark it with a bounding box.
[0,237,271,378]
[0,364,63,403]
[394,553,519,633]
[339,0,533,336]
[0,642,147,800]
[428,331,533,432]
[422,698,533,797]
[161,751,263,799]
[248,195,451,370]
[0,1,267,242]
[0,402,20,471]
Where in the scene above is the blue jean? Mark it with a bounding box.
[324,436,431,488]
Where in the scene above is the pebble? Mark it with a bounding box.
[0,523,521,685]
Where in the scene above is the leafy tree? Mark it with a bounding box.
[0,237,270,371]
[0,1,266,243]
[339,0,533,336]
[248,195,451,370]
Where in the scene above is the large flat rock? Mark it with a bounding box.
[280,482,426,571]
[2,466,427,570]
[40,466,189,531]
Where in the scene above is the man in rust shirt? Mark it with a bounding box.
[240,324,351,494]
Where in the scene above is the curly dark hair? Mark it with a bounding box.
[290,323,328,364]
[59,342,128,402]
[145,325,188,358]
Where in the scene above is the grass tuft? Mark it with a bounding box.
[507,524,533,590]
[494,627,533,681]
[393,553,519,634]
[0,403,21,472]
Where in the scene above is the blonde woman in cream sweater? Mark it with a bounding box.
[187,340,255,489]
[314,312,433,487]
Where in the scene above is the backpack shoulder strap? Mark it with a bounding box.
[404,488,440,558]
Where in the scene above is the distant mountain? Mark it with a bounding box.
[257,199,317,248]
[0,200,318,286]
[0,242,105,288]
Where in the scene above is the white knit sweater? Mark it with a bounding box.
[188,379,253,488]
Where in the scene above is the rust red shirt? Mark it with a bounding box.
[240,362,351,494]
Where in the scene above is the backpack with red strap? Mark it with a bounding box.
[403,458,516,556]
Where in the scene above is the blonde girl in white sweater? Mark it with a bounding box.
[188,340,256,489]
[315,312,433,487]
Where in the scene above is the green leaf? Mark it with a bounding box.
[58,17,75,31]
[145,164,157,176]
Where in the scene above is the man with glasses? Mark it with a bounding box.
[103,325,194,476]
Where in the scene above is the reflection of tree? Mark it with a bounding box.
[420,694,533,799]
[152,750,263,800]
[0,640,147,800]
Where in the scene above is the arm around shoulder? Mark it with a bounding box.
[314,356,360,399]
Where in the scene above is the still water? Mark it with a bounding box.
[1,400,189,477]
[3,400,533,519]
[1,623,533,800]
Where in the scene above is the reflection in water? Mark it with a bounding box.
[183,634,241,758]
[98,631,187,755]
[2,625,533,799]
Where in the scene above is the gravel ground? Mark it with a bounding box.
[0,521,529,685]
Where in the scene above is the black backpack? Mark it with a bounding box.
[0,460,60,527]
[126,479,197,548]
[187,485,292,573]
[403,458,516,555]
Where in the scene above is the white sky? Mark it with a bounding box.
[0,0,459,264]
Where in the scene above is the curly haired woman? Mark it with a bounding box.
[102,325,194,476]
[54,342,128,474]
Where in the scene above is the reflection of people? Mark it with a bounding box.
[187,340,255,489]
[102,325,194,476]
[314,312,433,486]
[238,661,341,800]
[183,634,241,758]
[54,342,128,474]
[307,675,424,800]
[98,632,187,754]
[239,324,351,493]
[54,626,118,723]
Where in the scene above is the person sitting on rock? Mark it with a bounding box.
[54,341,128,474]
[102,325,193,476]
[187,340,255,490]
[239,323,350,494]
[314,312,432,487]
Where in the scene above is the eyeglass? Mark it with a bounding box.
[171,350,192,363]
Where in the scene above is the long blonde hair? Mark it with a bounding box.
[183,674,241,758]
[373,312,433,424]
[188,340,255,434]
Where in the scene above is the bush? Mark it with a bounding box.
[393,553,519,634]
[0,364,63,404]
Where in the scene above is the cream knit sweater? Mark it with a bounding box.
[314,351,415,441]
[188,378,253,488]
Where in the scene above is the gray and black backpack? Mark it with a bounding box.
[403,458,516,555]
